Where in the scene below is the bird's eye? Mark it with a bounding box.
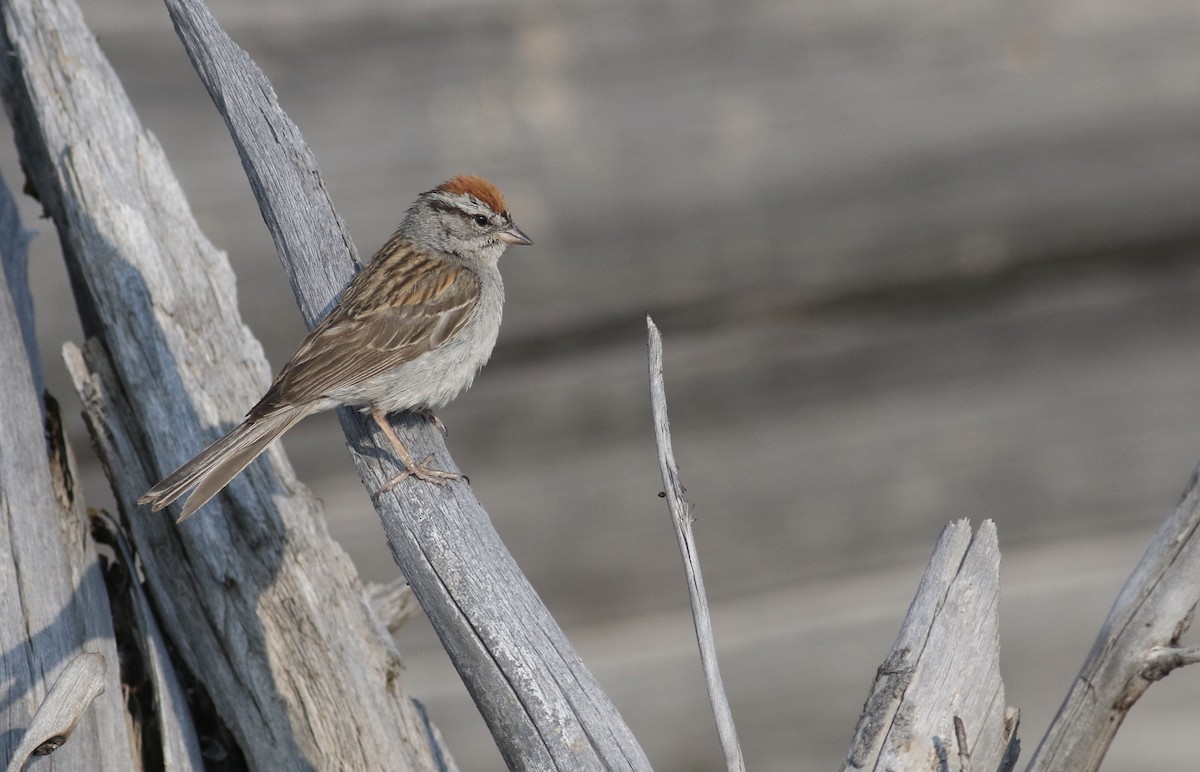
[473,214,489,227]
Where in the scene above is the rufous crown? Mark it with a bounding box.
[436,175,508,216]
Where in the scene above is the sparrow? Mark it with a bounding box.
[140,175,531,521]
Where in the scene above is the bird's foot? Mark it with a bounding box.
[378,454,464,492]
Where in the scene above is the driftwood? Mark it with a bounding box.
[0,168,133,769]
[843,520,1019,771]
[1026,465,1200,771]
[842,473,1200,772]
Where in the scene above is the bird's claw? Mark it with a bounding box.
[414,409,447,435]
[378,453,464,492]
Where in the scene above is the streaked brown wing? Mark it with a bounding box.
[249,243,480,418]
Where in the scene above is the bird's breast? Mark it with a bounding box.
[341,269,503,413]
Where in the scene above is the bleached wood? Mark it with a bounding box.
[160,0,651,767]
[4,653,107,772]
[1027,465,1200,771]
[367,578,422,636]
[0,0,448,769]
[0,171,133,770]
[0,172,37,394]
[83,505,206,771]
[843,520,1019,772]
[646,316,744,771]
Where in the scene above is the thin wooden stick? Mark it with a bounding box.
[646,315,745,772]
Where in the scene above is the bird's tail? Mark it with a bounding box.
[139,406,311,522]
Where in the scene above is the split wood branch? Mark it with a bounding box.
[646,316,744,772]
[842,520,1019,772]
[1027,464,1200,771]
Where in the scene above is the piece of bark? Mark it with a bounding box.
[843,520,1019,772]
[0,0,447,769]
[0,169,133,770]
[162,0,651,767]
[1027,465,1200,771]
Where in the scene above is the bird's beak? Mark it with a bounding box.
[497,224,533,246]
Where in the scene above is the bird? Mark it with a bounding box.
[139,175,531,522]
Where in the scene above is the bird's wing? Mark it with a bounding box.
[249,244,480,418]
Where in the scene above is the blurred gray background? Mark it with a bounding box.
[5,0,1200,768]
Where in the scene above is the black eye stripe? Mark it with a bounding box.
[427,197,498,224]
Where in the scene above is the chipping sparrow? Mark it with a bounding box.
[140,175,531,522]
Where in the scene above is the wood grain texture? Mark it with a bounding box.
[0,172,133,769]
[0,0,446,768]
[843,520,1018,772]
[163,0,650,767]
